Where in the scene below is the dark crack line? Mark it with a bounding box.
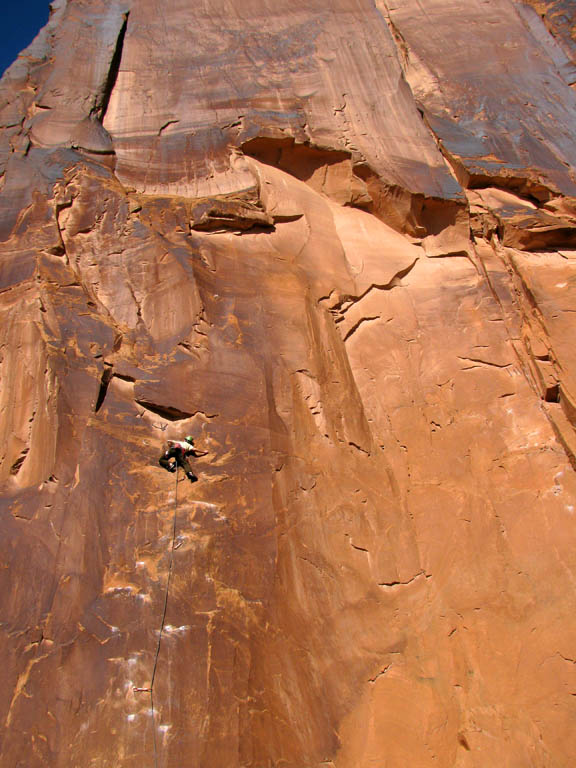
[369,664,392,683]
[135,400,195,422]
[457,356,512,369]
[336,258,419,315]
[378,570,430,588]
[343,315,380,342]
[158,119,180,136]
[98,13,129,122]
[95,365,114,413]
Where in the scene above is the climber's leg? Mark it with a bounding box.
[159,449,177,473]
[179,455,198,482]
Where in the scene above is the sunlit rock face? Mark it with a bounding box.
[2,1,576,766]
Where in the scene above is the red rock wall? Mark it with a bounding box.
[1,1,576,766]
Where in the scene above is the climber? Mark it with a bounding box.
[158,435,207,482]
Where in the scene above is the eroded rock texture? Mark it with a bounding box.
[2,1,576,766]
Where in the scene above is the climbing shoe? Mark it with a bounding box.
[186,473,198,482]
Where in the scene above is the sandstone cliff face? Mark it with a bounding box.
[2,1,576,766]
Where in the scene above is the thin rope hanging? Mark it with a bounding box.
[150,465,180,768]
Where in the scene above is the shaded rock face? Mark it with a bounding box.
[2,0,576,766]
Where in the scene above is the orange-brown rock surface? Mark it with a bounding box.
[2,1,576,766]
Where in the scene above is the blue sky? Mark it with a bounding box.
[1,1,51,77]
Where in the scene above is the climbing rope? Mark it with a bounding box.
[149,465,180,768]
